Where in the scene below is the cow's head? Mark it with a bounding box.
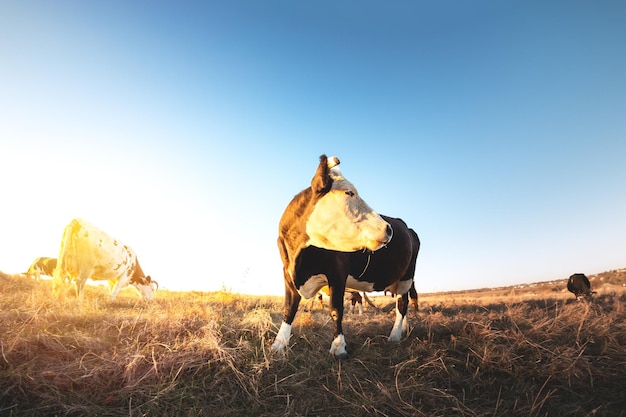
[305,155,392,252]
[131,275,158,301]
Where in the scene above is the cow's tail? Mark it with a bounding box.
[362,292,380,311]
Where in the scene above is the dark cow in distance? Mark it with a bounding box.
[271,155,420,358]
[24,257,57,280]
[567,273,596,301]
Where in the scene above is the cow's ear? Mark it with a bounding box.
[311,154,333,195]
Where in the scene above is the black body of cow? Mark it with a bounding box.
[567,273,595,300]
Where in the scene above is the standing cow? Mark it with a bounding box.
[567,273,596,301]
[271,155,420,358]
[24,257,57,280]
[53,218,157,301]
[345,291,363,315]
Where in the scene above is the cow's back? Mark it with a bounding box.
[567,273,591,296]
[56,218,136,282]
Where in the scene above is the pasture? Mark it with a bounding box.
[1,270,625,417]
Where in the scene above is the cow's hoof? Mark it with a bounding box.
[329,334,348,358]
[270,342,284,354]
[271,322,292,355]
[388,335,402,343]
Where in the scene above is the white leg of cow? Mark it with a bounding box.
[358,303,363,315]
[75,277,88,299]
[271,322,292,354]
[388,308,404,342]
[109,279,127,301]
[329,334,348,358]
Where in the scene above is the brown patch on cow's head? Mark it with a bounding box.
[130,261,156,301]
[130,276,156,301]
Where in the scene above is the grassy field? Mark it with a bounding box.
[1,270,625,417]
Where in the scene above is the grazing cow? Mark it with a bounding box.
[53,218,157,301]
[346,291,363,315]
[567,273,595,301]
[24,257,57,280]
[271,155,420,358]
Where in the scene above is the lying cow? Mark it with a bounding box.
[53,218,157,301]
[271,155,420,358]
[24,257,57,280]
[567,273,596,301]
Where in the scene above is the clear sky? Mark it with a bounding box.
[1,1,625,296]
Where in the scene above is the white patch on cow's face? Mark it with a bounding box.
[298,274,328,299]
[306,171,392,253]
[345,275,375,292]
[327,156,340,169]
[132,283,155,301]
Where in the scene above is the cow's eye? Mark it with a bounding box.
[345,190,355,197]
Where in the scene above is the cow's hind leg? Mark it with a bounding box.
[388,293,409,342]
[328,284,348,359]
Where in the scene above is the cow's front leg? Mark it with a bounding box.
[109,276,131,301]
[328,283,348,359]
[388,292,409,342]
[271,272,301,354]
[74,277,88,299]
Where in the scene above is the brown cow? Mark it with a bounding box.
[271,155,420,358]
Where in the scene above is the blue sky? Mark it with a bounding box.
[1,1,625,295]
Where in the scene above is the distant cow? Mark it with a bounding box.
[567,273,595,301]
[345,291,363,315]
[271,155,420,358]
[24,257,57,280]
[53,218,157,301]
[312,288,363,314]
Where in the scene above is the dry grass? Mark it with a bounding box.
[1,271,626,416]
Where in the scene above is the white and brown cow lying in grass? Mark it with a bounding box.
[271,155,420,359]
[53,218,157,301]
